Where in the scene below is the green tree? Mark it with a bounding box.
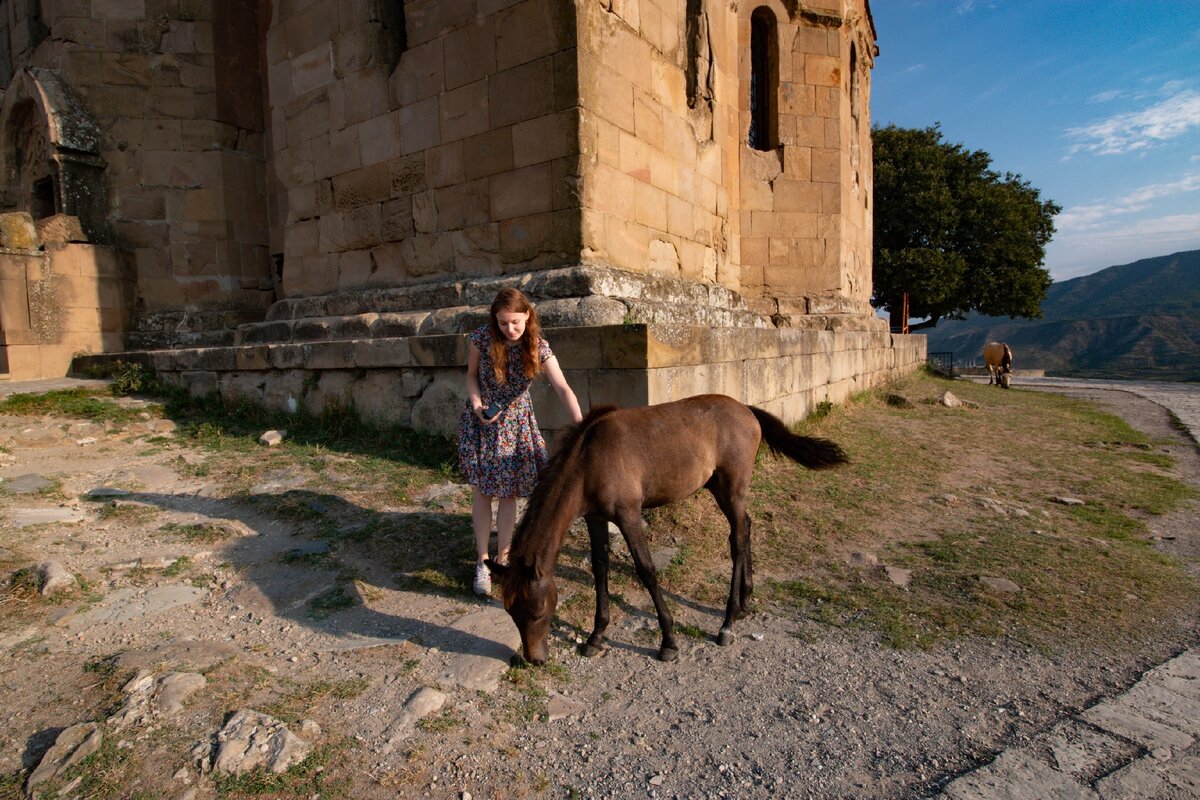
[872,124,1061,330]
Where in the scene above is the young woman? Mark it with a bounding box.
[458,288,583,596]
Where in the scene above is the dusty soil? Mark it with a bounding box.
[1,384,1198,800]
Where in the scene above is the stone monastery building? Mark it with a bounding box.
[0,0,922,435]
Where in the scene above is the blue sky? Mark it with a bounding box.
[868,1,1200,282]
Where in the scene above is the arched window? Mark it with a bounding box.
[748,8,777,151]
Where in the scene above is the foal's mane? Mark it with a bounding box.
[505,404,618,571]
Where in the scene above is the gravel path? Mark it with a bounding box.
[1,376,1197,799]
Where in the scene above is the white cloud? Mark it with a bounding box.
[1065,88,1200,156]
[1056,173,1200,232]
[1048,212,1200,280]
[1087,89,1124,104]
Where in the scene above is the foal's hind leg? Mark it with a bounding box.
[614,508,678,662]
[580,515,611,658]
[710,481,753,647]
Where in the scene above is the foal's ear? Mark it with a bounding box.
[484,558,508,580]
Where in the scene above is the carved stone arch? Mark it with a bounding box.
[0,67,108,242]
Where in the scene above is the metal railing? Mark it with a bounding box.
[926,351,955,377]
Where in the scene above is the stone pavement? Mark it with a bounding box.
[938,377,1200,799]
[0,376,111,398]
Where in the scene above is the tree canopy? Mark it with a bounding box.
[872,124,1061,330]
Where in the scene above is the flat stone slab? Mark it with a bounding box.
[4,473,55,493]
[1080,702,1194,751]
[318,633,409,653]
[379,686,447,755]
[11,507,87,526]
[249,470,309,493]
[62,585,209,629]
[117,639,242,672]
[437,605,521,693]
[941,749,1097,799]
[10,427,67,448]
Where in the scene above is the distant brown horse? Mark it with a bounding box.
[486,394,848,664]
[983,341,1013,388]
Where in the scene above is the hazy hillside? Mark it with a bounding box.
[923,250,1200,381]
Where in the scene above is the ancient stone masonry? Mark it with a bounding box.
[0,0,923,428]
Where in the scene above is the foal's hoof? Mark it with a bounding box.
[579,642,604,658]
[716,628,734,647]
[657,646,679,663]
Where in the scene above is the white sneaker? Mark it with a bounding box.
[473,563,492,596]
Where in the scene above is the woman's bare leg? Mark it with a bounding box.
[472,488,494,564]
[496,497,517,565]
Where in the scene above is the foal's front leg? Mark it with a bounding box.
[580,516,611,657]
[616,509,678,662]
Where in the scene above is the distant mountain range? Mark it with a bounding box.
[922,249,1200,381]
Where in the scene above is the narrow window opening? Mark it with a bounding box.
[381,1,408,71]
[850,43,861,129]
[31,176,56,219]
[749,8,776,151]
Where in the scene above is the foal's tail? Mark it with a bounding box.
[750,406,848,469]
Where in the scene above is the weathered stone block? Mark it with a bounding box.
[234,345,271,370]
[353,371,417,427]
[409,333,467,367]
[240,321,294,344]
[304,341,357,369]
[490,163,553,220]
[332,165,393,210]
[490,56,555,129]
[409,370,466,437]
[353,337,413,367]
[0,212,40,249]
[372,312,428,338]
[182,371,219,397]
[36,215,88,245]
[270,343,308,370]
[440,79,490,144]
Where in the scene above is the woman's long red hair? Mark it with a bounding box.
[489,288,543,384]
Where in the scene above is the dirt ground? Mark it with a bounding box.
[1,384,1198,800]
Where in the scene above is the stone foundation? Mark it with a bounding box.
[73,323,927,438]
[1,235,135,381]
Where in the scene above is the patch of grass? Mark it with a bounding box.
[502,660,570,723]
[622,373,1200,654]
[158,521,234,544]
[417,709,465,733]
[95,501,159,524]
[264,678,370,723]
[83,653,121,680]
[6,566,42,596]
[212,743,350,799]
[405,567,470,598]
[280,547,333,567]
[0,388,157,425]
[307,585,357,618]
[675,623,707,640]
[162,557,192,577]
[0,769,25,800]
[34,730,137,800]
[162,392,457,498]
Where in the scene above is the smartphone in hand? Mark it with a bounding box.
[483,400,503,420]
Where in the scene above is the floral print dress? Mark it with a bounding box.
[457,326,553,498]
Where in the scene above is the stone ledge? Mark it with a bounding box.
[245,265,878,346]
[76,324,923,376]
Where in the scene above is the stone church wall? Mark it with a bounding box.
[0,0,274,353]
[270,0,582,299]
[576,0,876,317]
